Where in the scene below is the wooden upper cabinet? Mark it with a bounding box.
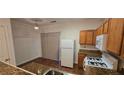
[99,25,104,34]
[80,31,86,44]
[121,36,124,58]
[107,18,124,55]
[86,31,94,45]
[96,29,99,36]
[80,30,95,45]
[103,20,109,34]
[96,25,103,36]
[93,31,96,45]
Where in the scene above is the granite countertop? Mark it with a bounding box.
[80,47,99,51]
[84,66,120,75]
[79,49,102,57]
[19,62,74,75]
[0,61,34,75]
[19,62,50,75]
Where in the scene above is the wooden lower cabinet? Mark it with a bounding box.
[121,37,124,58]
[78,53,86,68]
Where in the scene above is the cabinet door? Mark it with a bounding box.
[86,31,94,45]
[96,29,99,36]
[121,36,124,58]
[78,53,86,68]
[107,18,124,55]
[103,21,109,34]
[96,25,103,36]
[93,31,96,45]
[80,31,86,44]
[99,25,104,35]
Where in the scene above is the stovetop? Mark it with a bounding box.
[86,57,108,68]
[87,57,102,62]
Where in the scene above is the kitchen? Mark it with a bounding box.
[1,1,124,93]
[0,18,124,75]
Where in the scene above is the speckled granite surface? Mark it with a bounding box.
[19,62,50,75]
[84,66,120,75]
[18,57,122,75]
[0,62,32,75]
[79,49,102,57]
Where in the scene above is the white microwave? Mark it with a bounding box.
[96,34,108,51]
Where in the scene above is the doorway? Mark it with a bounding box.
[41,32,60,61]
[0,25,10,63]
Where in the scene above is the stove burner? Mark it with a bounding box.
[90,62,94,65]
[99,63,107,67]
[88,57,93,60]
[88,61,107,68]
[87,57,102,62]
[87,57,107,68]
[96,58,101,61]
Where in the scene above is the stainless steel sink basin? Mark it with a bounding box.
[42,69,71,75]
[45,70,64,75]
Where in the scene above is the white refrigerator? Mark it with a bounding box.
[60,39,74,68]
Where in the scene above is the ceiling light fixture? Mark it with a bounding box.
[34,23,39,30]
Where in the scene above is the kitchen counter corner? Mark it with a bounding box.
[0,61,35,75]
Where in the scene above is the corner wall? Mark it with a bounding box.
[0,18,16,65]
[11,19,42,66]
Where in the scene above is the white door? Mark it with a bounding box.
[41,32,60,61]
[0,25,10,63]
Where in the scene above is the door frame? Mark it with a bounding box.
[0,19,16,65]
[41,32,60,61]
[0,25,10,63]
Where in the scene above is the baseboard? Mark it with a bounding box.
[18,57,78,67]
[17,57,41,67]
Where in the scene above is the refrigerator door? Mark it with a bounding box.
[61,40,74,49]
[61,48,74,68]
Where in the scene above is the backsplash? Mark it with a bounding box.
[80,45,98,51]
[80,45,95,48]
[103,51,124,72]
[102,52,118,71]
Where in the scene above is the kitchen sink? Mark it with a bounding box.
[43,69,71,75]
[45,70,64,75]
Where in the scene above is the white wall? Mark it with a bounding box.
[39,20,104,63]
[0,18,16,65]
[11,19,42,65]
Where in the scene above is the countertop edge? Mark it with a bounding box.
[0,61,36,75]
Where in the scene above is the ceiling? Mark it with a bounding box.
[12,18,105,26]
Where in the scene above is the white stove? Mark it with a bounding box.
[84,54,118,71]
[86,57,108,68]
[84,57,108,69]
